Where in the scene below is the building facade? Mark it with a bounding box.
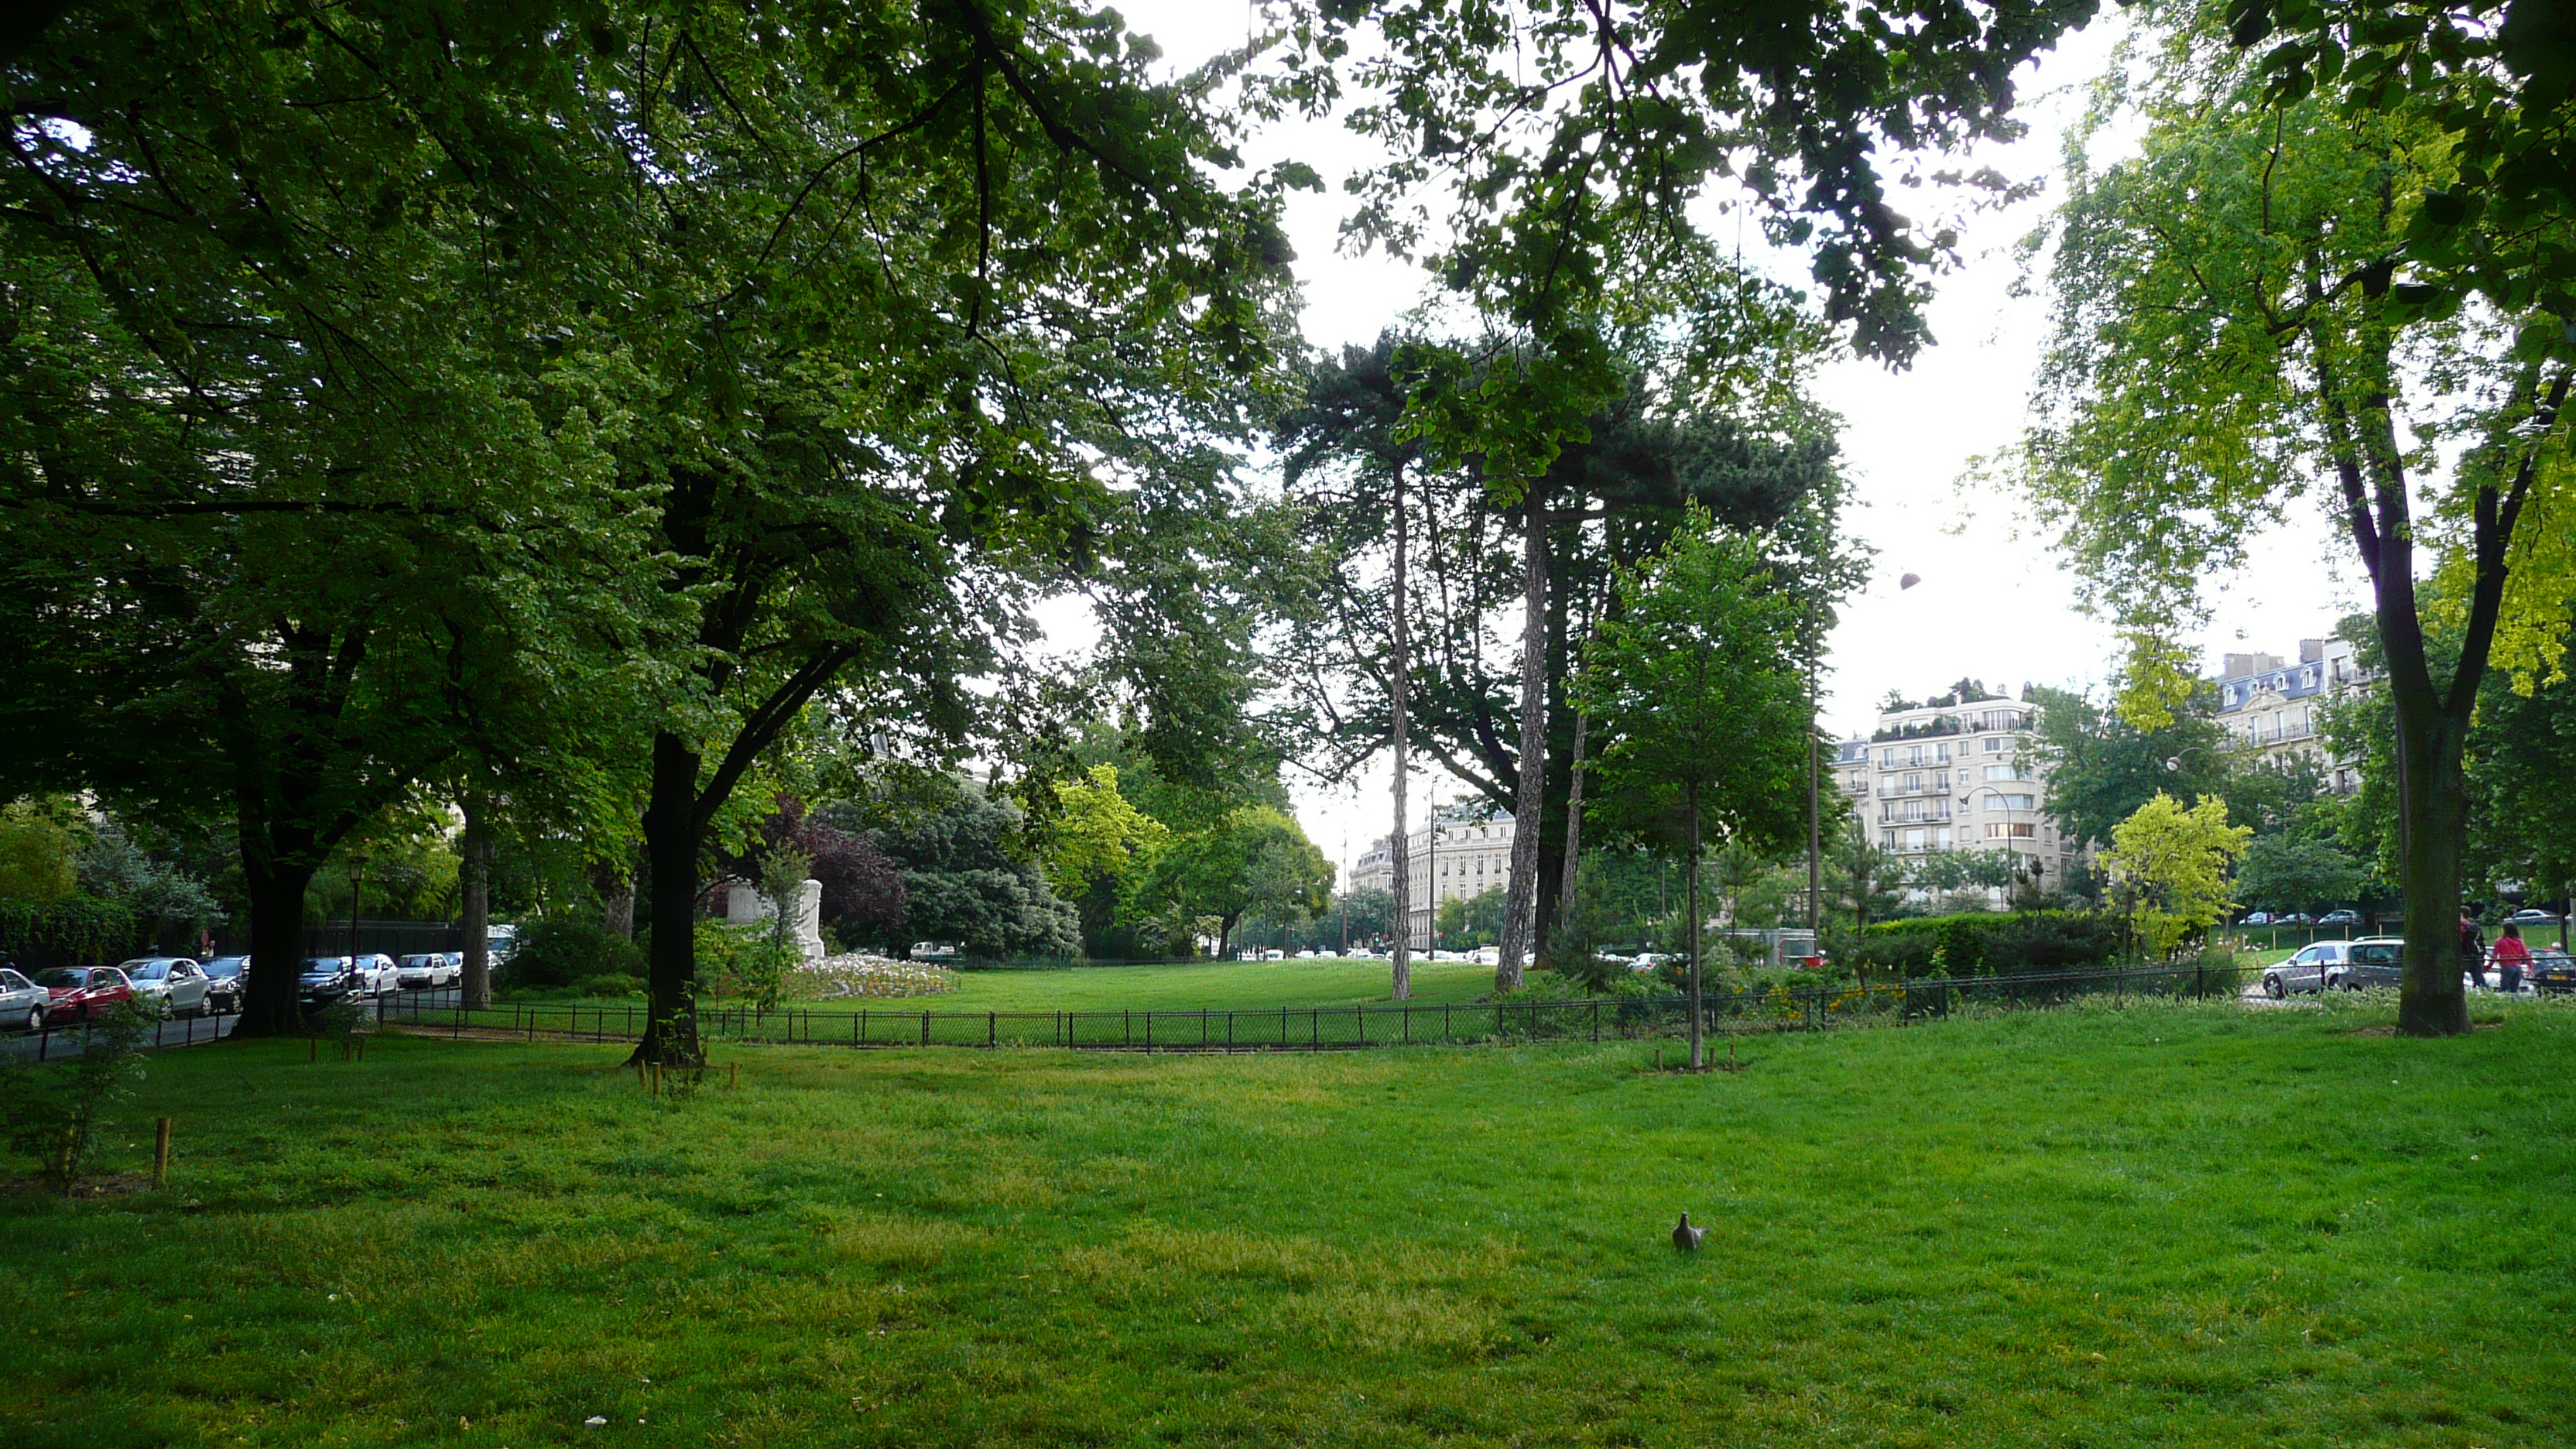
[1835,692,2076,901]
[2215,638,2368,793]
[1348,803,1516,949]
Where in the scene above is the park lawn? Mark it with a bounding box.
[521,956,1503,1019]
[941,955,1499,1012]
[6,999,2574,1448]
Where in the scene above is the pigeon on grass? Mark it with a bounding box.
[1672,1212,1706,1250]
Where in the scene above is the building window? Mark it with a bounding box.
[1987,822,2037,839]
[1989,793,2035,810]
[1904,828,1926,849]
[1984,737,2003,752]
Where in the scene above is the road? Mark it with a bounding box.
[1,985,468,1063]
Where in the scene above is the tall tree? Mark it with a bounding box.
[0,2,662,1034]
[1136,807,1334,961]
[2017,12,2576,1033]
[1577,513,1807,1068]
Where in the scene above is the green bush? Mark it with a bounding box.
[0,892,146,965]
[576,973,646,999]
[505,916,644,991]
[1846,912,2122,979]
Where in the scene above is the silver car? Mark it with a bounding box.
[396,952,458,990]
[119,957,214,1016]
[347,952,399,996]
[0,968,49,1033]
[2329,937,2406,990]
[2263,941,2352,997]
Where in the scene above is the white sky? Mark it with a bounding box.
[1069,3,2368,875]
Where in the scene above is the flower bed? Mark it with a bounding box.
[784,953,959,999]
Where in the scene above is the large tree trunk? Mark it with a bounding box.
[236,854,317,1036]
[459,805,492,1009]
[1685,784,1704,1071]
[1497,497,1546,990]
[637,729,704,1065]
[2389,672,2476,1036]
[1389,466,1413,1000]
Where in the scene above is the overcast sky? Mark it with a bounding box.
[1076,3,2367,872]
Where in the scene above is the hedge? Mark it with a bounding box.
[1844,910,2122,978]
[0,893,149,966]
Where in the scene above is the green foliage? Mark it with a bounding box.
[1135,807,1334,958]
[2237,834,2366,914]
[0,893,146,967]
[1845,912,2126,980]
[0,798,80,904]
[505,917,645,993]
[690,922,793,1012]
[0,1002,147,1193]
[835,782,1082,960]
[2102,794,2254,959]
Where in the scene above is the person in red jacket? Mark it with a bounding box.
[2492,923,2533,995]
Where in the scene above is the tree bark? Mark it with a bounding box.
[236,855,317,1036]
[1496,496,1546,991]
[1686,783,1704,1071]
[1554,708,1588,952]
[459,804,492,1009]
[638,729,704,1064]
[1389,467,1413,1001]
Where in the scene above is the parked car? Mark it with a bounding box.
[1263,949,1286,961]
[2318,909,2362,927]
[2264,941,2354,997]
[2531,948,2576,995]
[343,952,399,996]
[2239,911,2276,927]
[2279,912,2314,926]
[297,956,358,1003]
[0,967,50,1033]
[2328,937,2406,990]
[118,957,214,1016]
[2506,907,2561,926]
[396,953,459,990]
[33,965,135,1023]
[200,956,250,1013]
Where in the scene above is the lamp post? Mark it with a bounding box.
[1959,785,2036,909]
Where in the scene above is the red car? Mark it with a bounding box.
[31,966,136,1025]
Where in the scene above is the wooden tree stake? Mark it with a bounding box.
[152,1117,172,1187]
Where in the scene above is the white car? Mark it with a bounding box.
[396,953,459,990]
[1262,949,1286,961]
[0,968,50,1032]
[346,952,400,996]
[119,957,214,1016]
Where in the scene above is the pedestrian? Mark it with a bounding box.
[2459,907,2488,990]
[2493,922,2533,996]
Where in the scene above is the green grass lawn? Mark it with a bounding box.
[521,954,1504,1016]
[941,955,1499,1012]
[9,997,2574,1447]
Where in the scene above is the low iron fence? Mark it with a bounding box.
[367,961,2247,1053]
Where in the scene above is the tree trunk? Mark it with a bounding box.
[1554,709,1588,952]
[1685,783,1704,1072]
[460,805,492,1009]
[1497,496,1546,991]
[1389,468,1413,1001]
[601,856,636,940]
[637,729,704,1065]
[235,855,318,1036]
[2392,687,2474,1035]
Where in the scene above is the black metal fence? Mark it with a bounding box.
[366,962,2247,1053]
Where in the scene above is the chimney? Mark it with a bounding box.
[2298,639,2324,663]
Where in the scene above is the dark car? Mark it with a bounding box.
[2280,912,2314,926]
[296,956,358,1003]
[32,966,136,1024]
[2532,949,2576,995]
[200,956,250,1013]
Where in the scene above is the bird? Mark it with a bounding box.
[1672,1212,1706,1251]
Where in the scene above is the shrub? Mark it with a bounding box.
[505,916,644,991]
[0,1002,148,1192]
[576,974,646,999]
[1847,911,2122,979]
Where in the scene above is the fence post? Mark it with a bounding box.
[1312,1008,1319,1050]
[1356,1004,1365,1046]
[920,1010,930,1046]
[1592,999,1600,1043]
[988,1011,996,1048]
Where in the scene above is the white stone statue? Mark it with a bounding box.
[721,877,827,963]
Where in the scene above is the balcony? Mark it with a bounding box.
[1879,804,1954,825]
